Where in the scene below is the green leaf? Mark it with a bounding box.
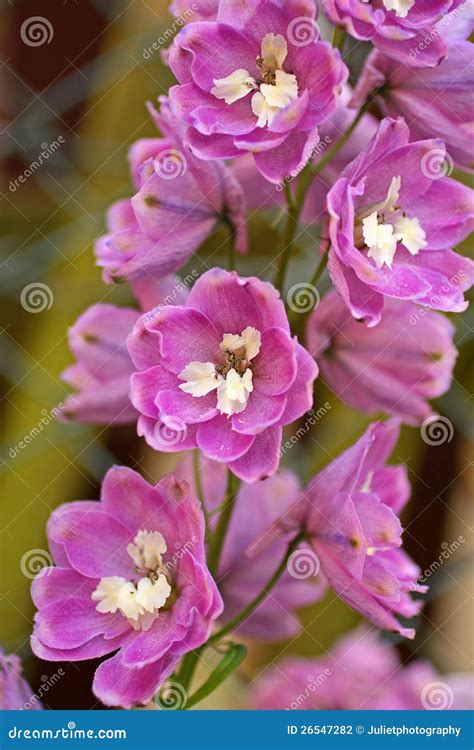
[184,643,247,710]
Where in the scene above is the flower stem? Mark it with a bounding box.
[224,217,236,271]
[274,165,315,293]
[331,26,347,52]
[207,532,305,645]
[206,470,240,576]
[176,650,200,692]
[193,449,210,540]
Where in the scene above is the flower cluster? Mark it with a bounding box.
[22,0,473,711]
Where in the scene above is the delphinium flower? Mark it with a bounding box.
[251,627,474,709]
[252,421,425,638]
[322,0,465,67]
[350,38,474,172]
[168,0,348,183]
[31,467,222,708]
[61,304,140,424]
[177,455,326,640]
[128,267,318,482]
[326,117,474,326]
[307,290,457,425]
[0,649,42,710]
[95,98,247,283]
[61,275,189,425]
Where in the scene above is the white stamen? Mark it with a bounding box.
[92,529,172,631]
[127,529,167,571]
[251,92,281,128]
[260,70,299,109]
[361,176,426,269]
[217,368,253,416]
[178,361,221,397]
[261,32,288,69]
[382,0,415,18]
[393,215,427,255]
[91,576,128,614]
[211,69,256,105]
[136,575,171,613]
[211,32,298,128]
[363,211,397,269]
[220,326,261,361]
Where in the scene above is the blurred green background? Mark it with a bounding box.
[0,0,472,708]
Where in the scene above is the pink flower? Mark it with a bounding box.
[307,291,457,425]
[168,0,347,183]
[0,649,42,710]
[177,455,326,640]
[61,276,191,425]
[322,0,464,67]
[326,118,474,326]
[252,626,474,709]
[31,467,222,708]
[128,268,318,482]
[253,421,425,638]
[95,99,247,283]
[350,42,474,172]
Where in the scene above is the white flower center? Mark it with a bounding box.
[211,33,299,128]
[92,529,172,632]
[178,326,261,417]
[361,0,415,17]
[360,176,427,269]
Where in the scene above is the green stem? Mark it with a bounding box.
[331,26,347,52]
[207,470,240,577]
[184,643,247,710]
[208,532,305,645]
[176,650,200,692]
[193,449,210,540]
[313,99,373,176]
[224,218,236,271]
[274,164,315,293]
[310,252,328,289]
